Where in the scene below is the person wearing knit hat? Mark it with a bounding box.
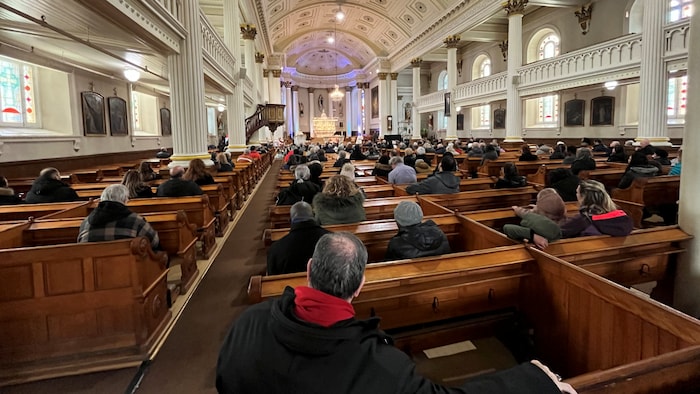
[503,188,567,249]
[386,201,451,260]
[414,159,432,174]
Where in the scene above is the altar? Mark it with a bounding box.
[312,111,341,143]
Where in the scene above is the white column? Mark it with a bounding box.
[390,73,399,138]
[270,70,283,140]
[231,24,257,151]
[345,86,353,138]
[292,86,300,137]
[223,0,245,152]
[308,88,315,138]
[243,30,255,85]
[356,84,364,136]
[445,37,459,140]
[167,0,211,167]
[284,82,293,138]
[411,58,422,139]
[637,0,671,145]
[378,73,388,136]
[675,7,700,318]
[503,1,525,143]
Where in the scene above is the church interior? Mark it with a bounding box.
[1,0,700,392]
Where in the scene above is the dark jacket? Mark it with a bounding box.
[276,181,321,206]
[349,149,367,160]
[550,175,580,202]
[607,151,628,163]
[133,185,155,198]
[561,209,633,238]
[25,178,79,204]
[371,163,393,177]
[156,177,203,197]
[333,158,352,168]
[403,155,417,168]
[570,158,596,175]
[518,152,538,162]
[0,187,22,205]
[617,165,659,189]
[480,150,499,165]
[77,200,159,249]
[386,220,451,261]
[218,163,234,172]
[549,151,565,160]
[405,172,460,195]
[495,176,527,189]
[194,174,216,186]
[266,220,330,275]
[313,192,366,225]
[215,287,562,394]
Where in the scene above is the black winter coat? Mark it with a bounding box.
[266,220,330,275]
[215,287,563,394]
[570,158,596,175]
[156,177,203,197]
[276,181,321,205]
[495,176,527,189]
[25,178,79,204]
[385,220,451,260]
[0,187,22,205]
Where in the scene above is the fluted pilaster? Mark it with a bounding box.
[411,59,422,139]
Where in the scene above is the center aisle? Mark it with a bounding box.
[136,159,282,393]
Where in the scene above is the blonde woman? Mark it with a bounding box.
[561,179,632,238]
[312,175,366,225]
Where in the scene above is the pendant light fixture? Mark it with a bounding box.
[329,15,344,103]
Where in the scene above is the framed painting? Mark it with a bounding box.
[371,86,379,118]
[456,113,464,131]
[493,108,506,129]
[160,107,172,136]
[564,99,585,126]
[108,96,128,136]
[591,96,614,126]
[444,92,451,116]
[81,91,106,135]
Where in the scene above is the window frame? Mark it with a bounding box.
[0,57,41,129]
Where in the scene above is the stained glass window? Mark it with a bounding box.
[538,34,560,60]
[669,0,693,22]
[0,58,38,126]
[536,34,559,124]
[477,57,491,127]
[667,75,688,122]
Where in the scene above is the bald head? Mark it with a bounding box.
[170,166,185,178]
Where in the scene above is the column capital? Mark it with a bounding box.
[281,81,293,88]
[263,69,270,75]
[271,69,282,78]
[307,87,315,93]
[390,73,399,81]
[377,72,389,79]
[240,24,257,40]
[255,52,265,63]
[410,58,423,67]
[443,35,461,48]
[291,85,299,92]
[345,86,353,92]
[503,0,528,16]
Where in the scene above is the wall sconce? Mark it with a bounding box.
[124,68,140,82]
[387,115,393,131]
[217,104,226,112]
[575,5,593,35]
[499,40,508,62]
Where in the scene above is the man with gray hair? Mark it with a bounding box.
[217,232,573,394]
[388,156,417,184]
[156,166,203,197]
[266,201,329,275]
[78,184,159,250]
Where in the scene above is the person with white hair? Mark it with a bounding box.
[77,184,160,250]
[276,165,321,206]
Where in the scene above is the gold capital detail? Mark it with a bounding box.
[291,85,299,92]
[240,24,257,40]
[390,73,398,80]
[271,69,282,78]
[410,58,422,67]
[255,52,265,63]
[443,35,461,48]
[377,72,388,79]
[503,0,528,16]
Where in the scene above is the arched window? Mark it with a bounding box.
[470,55,492,128]
[538,34,560,59]
[438,70,448,91]
[533,30,559,125]
[471,55,491,80]
[669,0,693,22]
[0,58,38,127]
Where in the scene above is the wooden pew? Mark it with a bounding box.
[0,201,93,221]
[417,187,538,213]
[577,168,627,191]
[3,211,199,293]
[89,196,216,259]
[463,202,580,229]
[611,176,681,228]
[200,183,230,236]
[248,245,700,392]
[0,238,170,386]
[393,178,495,196]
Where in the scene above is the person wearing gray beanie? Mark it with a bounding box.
[385,201,451,260]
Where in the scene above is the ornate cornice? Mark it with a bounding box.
[503,0,528,16]
[271,69,282,78]
[443,35,461,48]
[240,24,257,40]
[410,58,423,68]
[255,52,265,63]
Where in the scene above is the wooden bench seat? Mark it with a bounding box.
[0,238,170,386]
[463,202,580,229]
[611,176,680,228]
[577,168,627,191]
[417,187,539,213]
[249,243,700,392]
[393,178,495,196]
[0,201,93,221]
[200,184,230,236]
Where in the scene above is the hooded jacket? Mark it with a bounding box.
[371,163,393,177]
[560,209,633,238]
[495,176,527,189]
[276,181,321,206]
[312,192,366,225]
[267,220,330,275]
[617,165,659,189]
[0,187,22,205]
[405,172,460,195]
[386,220,451,260]
[24,177,79,204]
[570,158,596,175]
[215,287,562,394]
[156,177,203,197]
[78,200,159,249]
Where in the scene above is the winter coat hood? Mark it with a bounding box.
[88,201,134,226]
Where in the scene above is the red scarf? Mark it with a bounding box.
[294,286,355,327]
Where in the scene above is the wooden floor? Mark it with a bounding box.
[3,161,281,394]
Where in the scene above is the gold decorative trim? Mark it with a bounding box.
[240,24,257,40]
[410,58,423,67]
[503,0,528,16]
[443,35,461,48]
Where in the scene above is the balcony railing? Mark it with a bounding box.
[200,11,235,82]
[665,19,690,58]
[453,72,507,106]
[416,89,447,110]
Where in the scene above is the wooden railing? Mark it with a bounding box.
[245,104,285,143]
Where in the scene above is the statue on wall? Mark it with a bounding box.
[318,94,324,113]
